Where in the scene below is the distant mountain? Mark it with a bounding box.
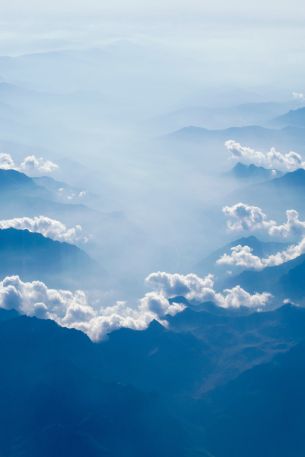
[226,251,305,301]
[197,235,288,276]
[0,168,41,193]
[273,106,305,128]
[231,162,276,181]
[0,168,97,226]
[225,168,305,214]
[270,168,305,189]
[152,101,299,132]
[0,228,99,288]
[162,125,305,164]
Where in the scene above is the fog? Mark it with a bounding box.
[0,6,305,307]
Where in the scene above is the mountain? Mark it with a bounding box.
[1,302,305,456]
[226,251,305,301]
[151,101,298,132]
[200,337,305,457]
[231,162,276,181]
[270,168,305,189]
[273,106,305,128]
[197,235,288,276]
[225,168,305,215]
[166,125,305,153]
[0,228,99,288]
[0,168,98,226]
[0,310,186,457]
[0,168,41,193]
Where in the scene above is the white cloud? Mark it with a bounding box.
[268,210,305,239]
[217,239,305,270]
[19,155,58,175]
[0,153,16,169]
[223,203,305,241]
[0,216,87,244]
[0,274,272,341]
[146,271,271,309]
[146,271,215,302]
[225,140,305,172]
[0,276,184,341]
[292,92,305,101]
[0,152,58,176]
[223,203,274,232]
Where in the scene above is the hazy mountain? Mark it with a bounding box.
[270,168,305,189]
[273,106,305,128]
[0,168,98,226]
[166,125,305,156]
[227,252,305,301]
[224,168,305,215]
[231,162,276,181]
[0,168,42,193]
[0,228,99,288]
[152,101,299,132]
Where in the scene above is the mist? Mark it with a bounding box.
[0,4,304,310]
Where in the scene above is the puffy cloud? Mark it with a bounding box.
[268,210,305,239]
[217,239,305,270]
[0,153,16,169]
[146,271,271,309]
[0,216,87,244]
[19,155,58,175]
[0,152,58,176]
[0,273,272,341]
[224,203,305,240]
[225,139,305,172]
[0,276,184,341]
[223,203,274,232]
[146,272,215,301]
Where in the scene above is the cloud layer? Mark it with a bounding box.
[0,216,86,244]
[225,140,305,172]
[0,273,272,341]
[0,152,58,176]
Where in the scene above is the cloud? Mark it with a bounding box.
[146,271,271,309]
[0,152,58,176]
[292,92,305,101]
[223,203,274,232]
[0,216,87,244]
[146,271,215,301]
[0,274,272,341]
[0,153,16,169]
[225,140,305,172]
[217,238,305,270]
[0,275,184,341]
[19,155,58,175]
[223,203,305,240]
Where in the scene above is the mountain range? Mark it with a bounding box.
[0,228,99,288]
[1,301,305,456]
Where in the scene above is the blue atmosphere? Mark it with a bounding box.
[0,1,305,456]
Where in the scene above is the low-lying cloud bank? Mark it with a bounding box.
[0,274,272,341]
[223,203,305,240]
[0,216,87,244]
[225,140,305,172]
[0,152,58,176]
[217,239,305,270]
